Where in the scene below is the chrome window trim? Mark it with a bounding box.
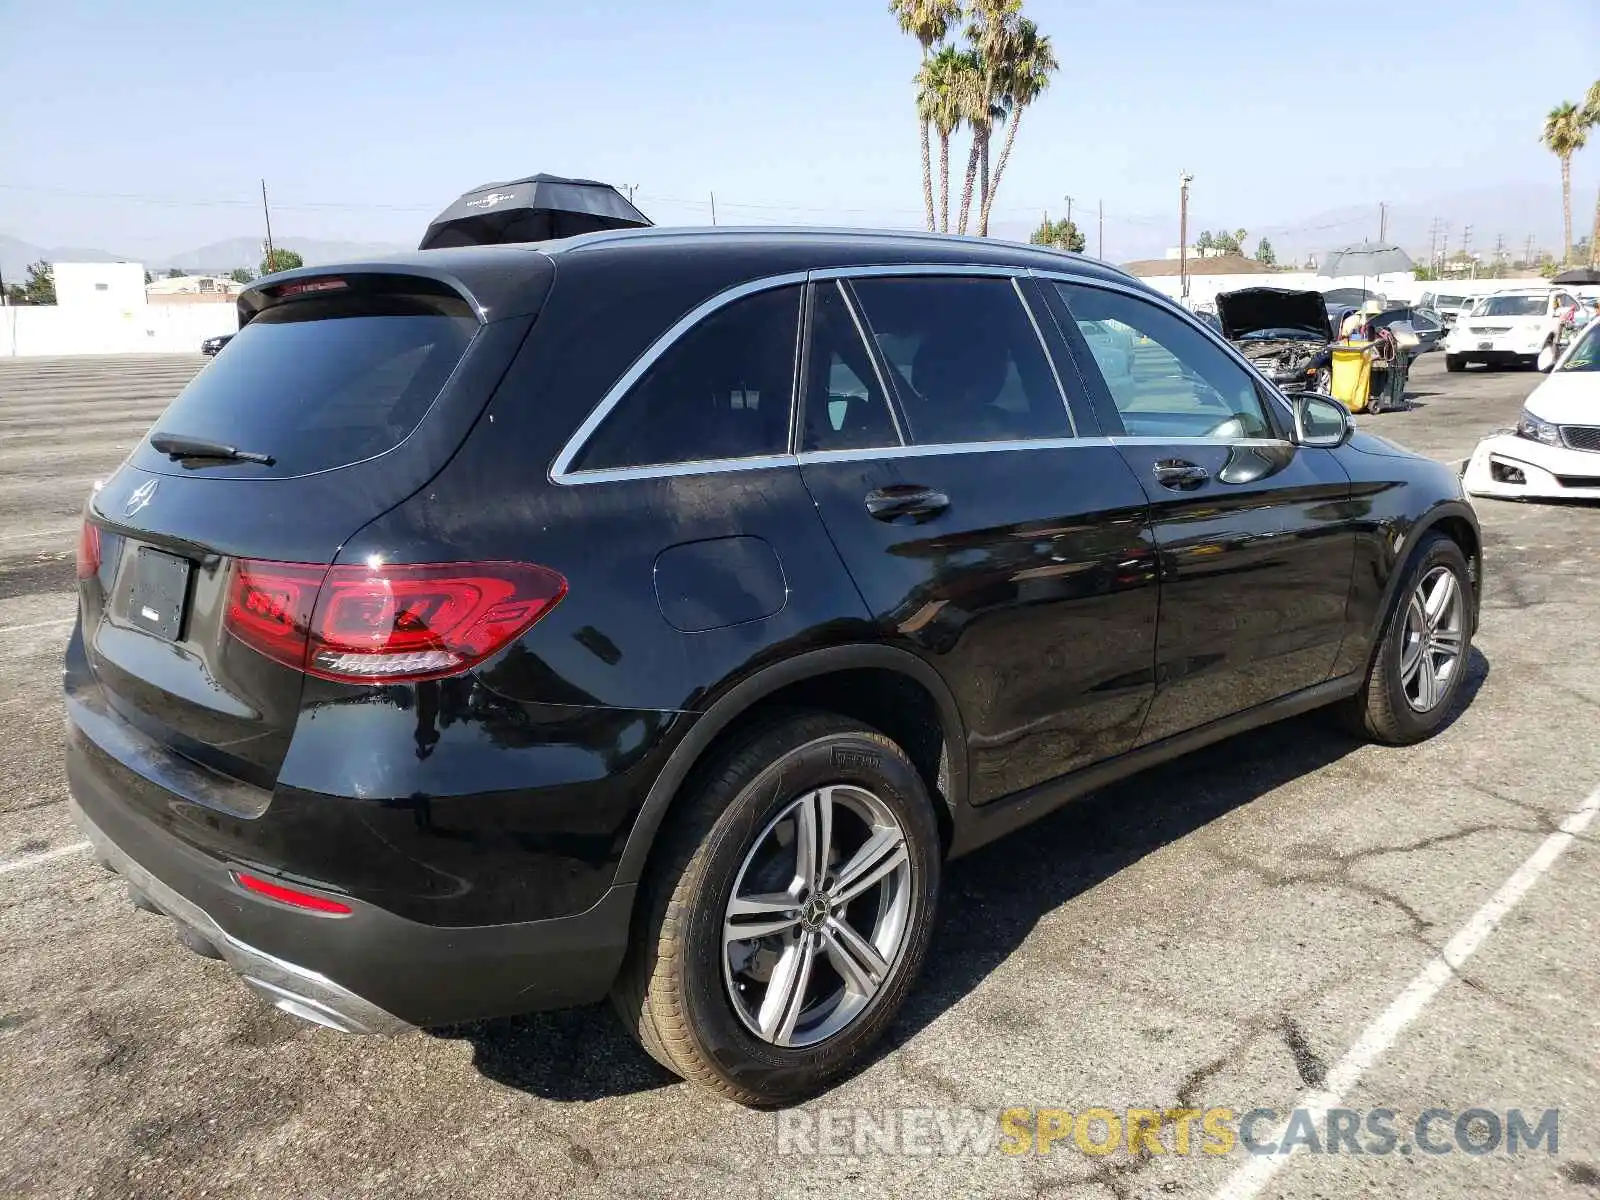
[1108,435,1293,448]
[1027,268,1300,427]
[808,262,1023,281]
[549,454,800,486]
[549,270,809,484]
[798,437,1092,466]
[831,278,906,447]
[1011,275,1079,437]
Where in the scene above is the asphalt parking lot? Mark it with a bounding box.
[1,352,1597,1200]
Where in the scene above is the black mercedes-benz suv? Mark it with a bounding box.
[66,229,1481,1105]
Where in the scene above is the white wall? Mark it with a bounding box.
[1,301,237,357]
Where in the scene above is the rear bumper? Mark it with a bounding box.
[66,713,637,1031]
[72,794,413,1035]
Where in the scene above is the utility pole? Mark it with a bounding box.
[1493,233,1505,270]
[1178,172,1193,303]
[709,191,717,226]
[1379,201,1387,242]
[1428,218,1439,271]
[1524,234,1535,268]
[260,179,275,272]
[1438,222,1449,273]
[1098,199,1104,259]
[1063,194,1074,230]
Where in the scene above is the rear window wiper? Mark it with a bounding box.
[149,432,276,466]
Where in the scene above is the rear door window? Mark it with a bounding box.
[572,285,801,471]
[846,276,1070,445]
[135,286,479,477]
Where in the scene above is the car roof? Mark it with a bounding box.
[246,227,1150,324]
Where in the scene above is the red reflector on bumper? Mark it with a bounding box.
[235,871,352,915]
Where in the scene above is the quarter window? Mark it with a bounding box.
[1054,283,1274,440]
[572,285,801,471]
[848,276,1070,445]
[801,282,902,452]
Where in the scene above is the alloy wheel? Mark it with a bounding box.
[722,784,914,1048]
[1399,565,1465,713]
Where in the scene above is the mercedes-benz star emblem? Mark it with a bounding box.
[124,479,158,516]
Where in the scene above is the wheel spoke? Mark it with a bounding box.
[1416,651,1439,710]
[1431,627,1464,657]
[791,789,834,894]
[757,932,817,1045]
[1400,631,1425,685]
[823,915,889,999]
[831,826,909,907]
[724,893,801,944]
[1423,572,1457,629]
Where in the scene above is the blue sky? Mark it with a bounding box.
[3,0,1597,262]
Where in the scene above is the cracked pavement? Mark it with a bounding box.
[0,353,1597,1199]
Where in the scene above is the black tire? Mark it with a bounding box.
[1340,533,1474,745]
[611,711,942,1106]
[1445,355,1464,373]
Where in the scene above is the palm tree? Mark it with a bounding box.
[1585,79,1600,267]
[956,0,1021,235]
[891,0,962,232]
[1542,101,1588,263]
[918,46,975,233]
[978,18,1057,236]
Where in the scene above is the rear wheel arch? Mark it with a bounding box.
[614,645,967,887]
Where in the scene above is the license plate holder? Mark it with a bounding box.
[128,549,191,642]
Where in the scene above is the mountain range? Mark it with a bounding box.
[0,234,409,284]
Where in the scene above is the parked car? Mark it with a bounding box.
[68,229,1482,1106]
[1444,287,1584,372]
[1417,290,1479,328]
[1463,314,1600,500]
[1216,287,1333,390]
[200,333,234,356]
[1368,306,1447,353]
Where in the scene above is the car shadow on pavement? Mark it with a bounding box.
[439,649,1489,1103]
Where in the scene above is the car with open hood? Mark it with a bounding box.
[1216,287,1333,391]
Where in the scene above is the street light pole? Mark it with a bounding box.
[1178,172,1193,303]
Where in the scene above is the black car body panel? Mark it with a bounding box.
[66,228,1481,1030]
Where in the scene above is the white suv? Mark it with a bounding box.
[1445,287,1583,373]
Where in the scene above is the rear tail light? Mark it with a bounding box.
[76,520,102,580]
[234,870,352,915]
[224,559,566,684]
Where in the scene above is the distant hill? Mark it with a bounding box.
[164,237,410,274]
[0,235,128,285]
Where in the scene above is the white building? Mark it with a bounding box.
[52,261,146,311]
[145,274,245,298]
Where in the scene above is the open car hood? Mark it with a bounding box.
[1216,288,1332,341]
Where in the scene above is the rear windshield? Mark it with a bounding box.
[137,289,478,477]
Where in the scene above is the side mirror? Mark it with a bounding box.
[1292,393,1352,448]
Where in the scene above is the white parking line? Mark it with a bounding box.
[0,841,91,876]
[0,617,74,635]
[1212,784,1600,1200]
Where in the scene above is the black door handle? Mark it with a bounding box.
[865,484,949,523]
[1152,459,1209,490]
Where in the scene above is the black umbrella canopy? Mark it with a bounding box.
[1318,242,1415,278]
[1552,266,1600,285]
[419,174,651,250]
